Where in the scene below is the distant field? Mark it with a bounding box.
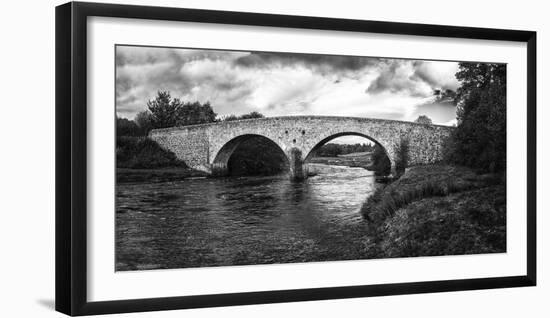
[338,151,372,158]
[310,153,373,169]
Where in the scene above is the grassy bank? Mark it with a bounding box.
[116,136,207,183]
[361,165,506,258]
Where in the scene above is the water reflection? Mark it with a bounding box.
[116,166,380,271]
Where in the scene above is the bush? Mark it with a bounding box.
[394,137,410,175]
[116,136,187,169]
[117,117,146,136]
[370,144,391,176]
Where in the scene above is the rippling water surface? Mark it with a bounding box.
[116,166,380,271]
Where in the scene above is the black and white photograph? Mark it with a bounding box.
[115,45,507,271]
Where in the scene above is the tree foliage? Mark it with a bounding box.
[116,117,146,136]
[371,144,391,176]
[446,63,506,172]
[394,137,410,175]
[134,110,154,135]
[415,115,433,125]
[145,91,217,129]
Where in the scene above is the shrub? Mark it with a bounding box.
[116,136,187,169]
[394,137,410,175]
[116,117,146,136]
[370,144,391,176]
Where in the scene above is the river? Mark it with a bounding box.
[116,164,380,271]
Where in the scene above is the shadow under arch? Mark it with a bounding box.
[212,134,290,177]
[303,132,393,173]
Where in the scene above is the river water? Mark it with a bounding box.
[116,165,380,271]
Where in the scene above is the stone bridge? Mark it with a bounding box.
[150,116,454,180]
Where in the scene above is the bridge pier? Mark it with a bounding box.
[289,148,306,181]
[210,162,229,177]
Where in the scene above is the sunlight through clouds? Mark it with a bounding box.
[116,46,460,125]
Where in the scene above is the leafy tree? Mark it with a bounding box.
[116,117,143,136]
[415,115,433,125]
[146,91,217,128]
[178,101,217,126]
[447,63,506,172]
[147,91,182,128]
[134,110,154,135]
[316,143,342,157]
[371,144,391,176]
[394,137,410,175]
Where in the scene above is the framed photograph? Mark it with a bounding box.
[55,1,536,316]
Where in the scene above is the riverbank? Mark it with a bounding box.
[360,164,506,258]
[117,167,208,183]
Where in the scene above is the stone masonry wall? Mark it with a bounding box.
[149,127,209,171]
[150,116,454,174]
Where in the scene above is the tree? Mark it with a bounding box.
[316,143,342,157]
[447,63,506,172]
[415,115,433,125]
[116,117,143,136]
[394,137,410,175]
[146,91,217,128]
[147,91,182,128]
[371,144,391,176]
[134,110,154,135]
[178,101,217,126]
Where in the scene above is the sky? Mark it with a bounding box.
[115,45,461,137]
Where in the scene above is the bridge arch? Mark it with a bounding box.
[211,134,289,176]
[302,132,395,179]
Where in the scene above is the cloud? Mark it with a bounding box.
[412,61,460,91]
[412,95,457,125]
[366,59,459,98]
[115,46,461,126]
[234,52,379,78]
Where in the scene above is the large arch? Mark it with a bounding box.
[211,134,290,176]
[302,132,394,178]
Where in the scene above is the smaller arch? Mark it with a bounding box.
[211,134,289,177]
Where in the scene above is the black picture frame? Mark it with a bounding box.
[55,1,537,316]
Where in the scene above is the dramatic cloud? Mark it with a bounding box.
[115,46,461,126]
[366,59,459,98]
